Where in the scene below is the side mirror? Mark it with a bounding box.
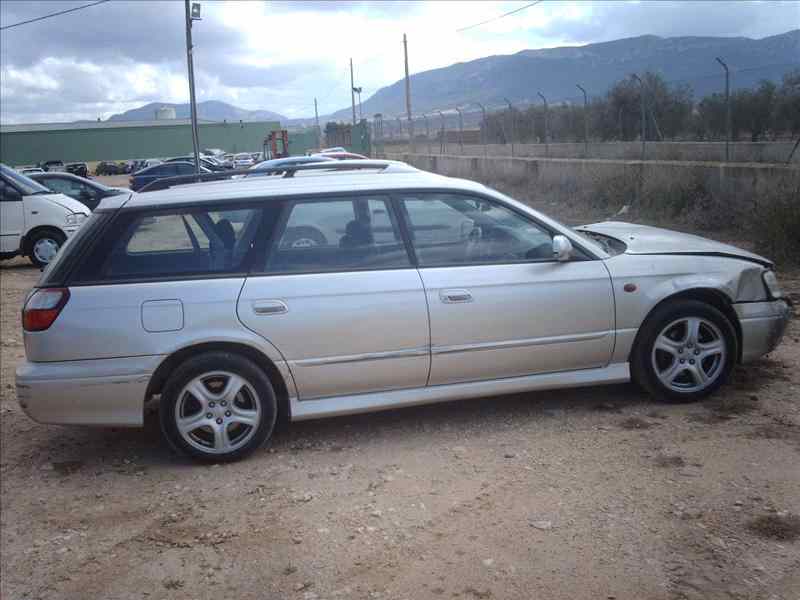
[552,235,573,262]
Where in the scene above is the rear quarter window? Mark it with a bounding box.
[71,206,265,282]
[38,212,110,287]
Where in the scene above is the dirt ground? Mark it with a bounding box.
[2,246,799,599]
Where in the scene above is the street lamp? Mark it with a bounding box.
[184,1,202,175]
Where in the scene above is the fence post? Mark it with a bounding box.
[632,74,646,160]
[423,114,431,155]
[538,92,549,158]
[716,57,731,162]
[576,84,588,158]
[477,102,487,158]
[456,107,464,153]
[438,111,446,154]
[504,98,514,157]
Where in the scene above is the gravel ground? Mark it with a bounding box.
[1,254,799,600]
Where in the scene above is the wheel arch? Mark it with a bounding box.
[21,225,67,256]
[628,287,743,364]
[146,341,292,422]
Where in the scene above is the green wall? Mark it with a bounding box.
[1,120,282,166]
[1,120,373,166]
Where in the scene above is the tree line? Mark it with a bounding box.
[480,70,800,144]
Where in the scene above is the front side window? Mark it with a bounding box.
[265,196,410,273]
[73,206,263,281]
[43,177,85,198]
[400,193,554,266]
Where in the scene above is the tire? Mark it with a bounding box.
[281,225,327,248]
[27,229,66,268]
[631,299,738,403]
[159,352,278,462]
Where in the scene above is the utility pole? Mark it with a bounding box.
[716,57,731,162]
[504,98,514,157]
[576,84,588,157]
[403,33,414,153]
[350,58,357,126]
[632,74,646,160]
[538,92,549,157]
[184,0,202,175]
[314,97,321,150]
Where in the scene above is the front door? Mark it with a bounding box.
[398,193,615,386]
[238,195,430,400]
[0,179,25,254]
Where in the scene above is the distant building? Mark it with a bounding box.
[0,118,282,165]
[155,106,177,120]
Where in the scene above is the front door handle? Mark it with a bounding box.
[440,289,473,304]
[252,300,288,315]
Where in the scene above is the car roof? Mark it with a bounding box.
[114,161,491,210]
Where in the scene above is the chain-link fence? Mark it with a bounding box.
[370,66,800,164]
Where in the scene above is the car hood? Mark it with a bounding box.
[577,221,772,267]
[37,193,91,215]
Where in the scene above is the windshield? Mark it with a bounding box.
[1,163,51,195]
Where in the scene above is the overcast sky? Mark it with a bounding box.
[1,0,798,124]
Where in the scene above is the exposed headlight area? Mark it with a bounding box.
[65,213,88,227]
[762,270,784,299]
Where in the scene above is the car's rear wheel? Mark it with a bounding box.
[27,229,66,268]
[632,299,737,403]
[159,352,277,461]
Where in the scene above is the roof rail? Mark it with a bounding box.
[137,159,413,193]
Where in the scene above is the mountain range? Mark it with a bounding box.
[107,30,799,125]
[107,100,286,123]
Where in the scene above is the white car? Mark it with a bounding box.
[0,163,92,267]
[233,153,255,168]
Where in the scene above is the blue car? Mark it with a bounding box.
[130,161,210,191]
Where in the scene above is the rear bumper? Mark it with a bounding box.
[15,355,163,427]
[735,300,792,363]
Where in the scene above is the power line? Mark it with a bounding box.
[456,0,544,33]
[0,0,111,31]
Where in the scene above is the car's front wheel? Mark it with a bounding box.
[27,229,66,268]
[632,299,738,403]
[159,352,277,461]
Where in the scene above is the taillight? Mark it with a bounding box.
[22,288,70,332]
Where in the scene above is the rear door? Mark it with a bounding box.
[399,192,614,386]
[238,194,430,400]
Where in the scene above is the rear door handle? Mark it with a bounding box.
[252,300,288,315]
[440,289,473,304]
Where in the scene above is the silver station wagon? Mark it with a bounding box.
[16,160,792,461]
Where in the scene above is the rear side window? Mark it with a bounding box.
[72,207,263,282]
[265,197,411,274]
[38,212,110,286]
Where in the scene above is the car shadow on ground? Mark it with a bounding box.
[17,382,653,470]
